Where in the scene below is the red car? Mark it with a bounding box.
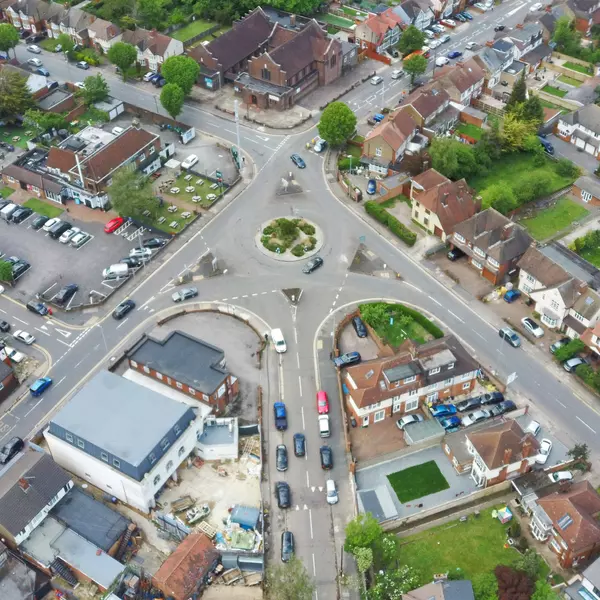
[316,390,329,415]
[104,216,125,233]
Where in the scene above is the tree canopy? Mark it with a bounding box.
[107,42,138,80]
[367,566,420,600]
[317,101,357,148]
[429,138,478,180]
[136,0,166,29]
[403,53,428,84]
[472,572,499,600]
[161,55,200,95]
[501,113,538,152]
[398,25,425,55]
[108,168,155,219]
[80,74,110,105]
[265,555,315,600]
[0,24,19,57]
[56,32,75,55]
[160,83,185,120]
[344,513,382,553]
[0,70,34,119]
[506,70,527,110]
[0,260,14,283]
[23,109,68,134]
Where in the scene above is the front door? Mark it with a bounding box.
[362,415,369,427]
[251,95,258,105]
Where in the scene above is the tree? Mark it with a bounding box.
[568,442,590,462]
[0,260,13,283]
[56,32,75,56]
[161,55,200,95]
[136,0,165,29]
[487,183,517,215]
[555,157,579,178]
[429,138,478,180]
[513,549,543,580]
[265,555,315,600]
[23,109,67,134]
[531,580,560,600]
[108,168,155,219]
[472,572,499,600]
[160,83,185,120]
[368,566,420,600]
[107,42,138,80]
[317,101,357,148]
[520,95,544,127]
[0,24,19,58]
[506,70,527,110]
[403,53,428,85]
[353,546,373,573]
[552,16,581,54]
[0,70,34,119]
[554,339,585,362]
[397,25,425,55]
[373,533,400,570]
[501,113,537,151]
[344,513,382,553]
[80,74,109,105]
[495,565,533,600]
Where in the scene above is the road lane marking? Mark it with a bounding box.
[24,397,45,418]
[298,375,303,397]
[306,470,310,487]
[296,352,300,368]
[428,296,442,307]
[473,330,486,341]
[53,327,72,338]
[447,310,465,323]
[34,327,51,337]
[74,355,89,368]
[309,509,314,539]
[14,317,28,325]
[312,553,317,576]
[137,295,155,311]
[57,339,73,348]
[404,282,421,292]
[555,398,566,408]
[301,406,306,430]
[294,327,298,344]
[55,376,66,387]
[576,416,596,433]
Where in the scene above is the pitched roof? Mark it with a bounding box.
[87,18,120,39]
[405,88,450,120]
[47,147,77,173]
[575,175,600,199]
[467,420,540,469]
[362,8,404,44]
[518,246,572,288]
[537,481,600,553]
[403,580,475,600]
[0,450,72,537]
[411,169,479,234]
[153,533,219,600]
[365,107,417,151]
[473,46,510,74]
[452,208,532,264]
[561,104,600,134]
[433,58,486,94]
[120,28,174,57]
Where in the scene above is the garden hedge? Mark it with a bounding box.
[365,201,417,247]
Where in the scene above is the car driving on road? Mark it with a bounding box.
[172,287,198,302]
[290,154,306,168]
[302,256,323,274]
[370,75,383,85]
[26,301,50,316]
[499,327,521,348]
[320,445,333,470]
[293,433,306,457]
[30,377,52,397]
[112,299,135,320]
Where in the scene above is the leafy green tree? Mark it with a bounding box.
[373,533,400,570]
[108,168,155,219]
[554,339,585,362]
[430,138,478,180]
[344,513,382,553]
[0,260,13,283]
[0,24,19,58]
[80,74,109,105]
[555,157,579,178]
[107,42,138,80]
[487,183,517,215]
[501,113,538,151]
[472,572,499,600]
[513,549,544,580]
[531,580,560,600]
[506,70,527,110]
[265,555,315,600]
[520,95,544,127]
[404,53,428,85]
[397,25,425,55]
[160,83,185,120]
[161,55,200,95]
[23,109,67,134]
[353,546,373,573]
[136,0,165,29]
[0,70,34,119]
[56,32,75,56]
[568,442,590,462]
[512,170,551,205]
[368,566,420,600]
[552,16,581,54]
[317,101,357,148]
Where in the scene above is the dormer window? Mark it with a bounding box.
[474,246,486,258]
[403,375,416,384]
[429,367,440,375]
[454,233,465,244]
[447,362,455,370]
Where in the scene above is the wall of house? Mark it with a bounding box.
[0,370,18,403]
[572,184,600,206]
[412,200,447,240]
[363,136,394,165]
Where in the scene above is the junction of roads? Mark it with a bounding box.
[2,1,600,598]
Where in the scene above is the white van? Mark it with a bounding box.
[181,154,199,170]
[271,328,287,353]
[111,126,124,136]
[318,414,330,438]
[0,203,18,221]
[102,263,129,280]
[326,479,338,505]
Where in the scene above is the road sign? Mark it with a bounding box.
[359,235,366,243]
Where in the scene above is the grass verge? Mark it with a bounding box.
[387,460,449,503]
[171,19,219,42]
[23,198,64,218]
[0,187,14,199]
[521,197,589,240]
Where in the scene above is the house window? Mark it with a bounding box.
[581,189,592,202]
[522,284,532,294]
[574,312,585,322]
[444,378,453,386]
[101,452,108,462]
[178,445,185,456]
[551,300,560,311]
[149,453,157,464]
[405,397,419,411]
[471,259,483,270]
[77,439,85,449]
[161,438,170,451]
[113,458,121,468]
[156,372,163,380]
[330,54,337,67]
[404,375,416,384]
[488,257,499,268]
[149,146,156,155]
[393,398,402,413]
[550,540,562,554]
[203,394,209,401]
[189,388,196,396]
[143,366,150,374]
[174,424,181,436]
[474,246,486,258]
[424,217,429,226]
[429,367,440,375]
[462,382,471,390]
[375,147,382,157]
[66,433,73,443]
[261,68,271,81]
[166,460,173,471]
[409,389,418,396]
[176,381,183,389]
[374,410,385,423]
[153,475,160,485]
[130,360,138,368]
[526,273,535,283]
[542,314,557,328]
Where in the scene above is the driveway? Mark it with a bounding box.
[547,134,600,174]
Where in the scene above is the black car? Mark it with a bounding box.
[142,237,168,249]
[293,433,306,457]
[54,284,78,306]
[276,481,291,508]
[455,396,482,412]
[11,208,33,223]
[0,437,24,465]
[447,247,466,261]
[302,256,323,274]
[49,222,72,239]
[12,260,30,279]
[489,400,517,417]
[26,301,50,316]
[120,257,143,268]
[0,320,10,332]
[281,531,295,562]
[480,391,504,405]
[26,33,46,43]
[352,316,368,338]
[112,299,135,320]
[276,444,288,472]
[320,445,333,470]
[31,214,49,230]
[494,25,505,31]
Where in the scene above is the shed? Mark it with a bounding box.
[230,505,260,530]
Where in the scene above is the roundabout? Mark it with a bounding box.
[255,216,324,261]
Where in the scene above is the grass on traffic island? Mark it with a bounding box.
[387,460,450,503]
[261,218,317,257]
[521,197,589,240]
[23,197,64,218]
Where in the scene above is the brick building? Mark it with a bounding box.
[0,347,18,404]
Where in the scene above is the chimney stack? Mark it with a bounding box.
[441,192,449,207]
[501,222,514,240]
[290,14,296,27]
[485,40,494,48]
[503,447,513,465]
[18,478,30,493]
[522,440,533,458]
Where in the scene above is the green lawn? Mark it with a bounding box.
[0,187,14,199]
[468,153,576,209]
[539,98,567,114]
[521,197,589,240]
[341,5,369,16]
[564,61,593,75]
[557,74,582,87]
[169,173,216,209]
[23,198,64,218]
[542,84,568,98]
[380,194,410,208]
[373,315,431,345]
[319,13,355,28]
[387,461,449,503]
[398,507,518,584]
[40,37,60,52]
[171,19,220,42]
[580,246,600,268]
[456,122,483,141]
[0,125,35,149]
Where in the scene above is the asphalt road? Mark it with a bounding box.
[2,2,598,597]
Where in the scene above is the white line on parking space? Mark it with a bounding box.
[576,416,596,434]
[428,295,442,307]
[13,317,28,325]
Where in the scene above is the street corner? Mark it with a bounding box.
[348,242,401,279]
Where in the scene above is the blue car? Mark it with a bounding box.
[30,377,52,397]
[291,154,306,169]
[439,416,461,430]
[36,67,50,76]
[447,51,463,59]
[367,179,377,195]
[461,11,473,20]
[430,403,457,418]
[504,290,521,303]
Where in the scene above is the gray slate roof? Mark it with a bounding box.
[561,104,600,133]
[0,450,72,537]
[0,360,13,382]
[575,175,600,199]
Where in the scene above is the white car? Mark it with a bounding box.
[391,69,404,79]
[143,71,157,81]
[4,346,25,363]
[27,58,42,67]
[424,30,435,38]
[429,40,442,49]
[27,45,42,54]
[461,409,491,427]
[536,438,553,464]
[129,247,152,260]
[435,56,450,66]
[521,317,544,338]
[370,75,383,85]
[13,330,35,345]
[465,42,477,50]
[74,81,85,89]
[181,154,199,169]
[54,44,62,52]
[474,2,490,9]
[59,226,81,244]
[442,19,456,26]
[525,420,541,436]
[530,2,543,11]
[548,471,573,483]
[42,217,60,232]
[440,34,451,43]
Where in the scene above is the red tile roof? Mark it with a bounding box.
[363,8,405,44]
[365,107,417,151]
[46,147,77,173]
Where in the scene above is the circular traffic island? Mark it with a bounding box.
[256,217,323,261]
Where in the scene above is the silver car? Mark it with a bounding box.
[461,409,491,427]
[171,287,198,302]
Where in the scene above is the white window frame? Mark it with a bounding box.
[375,147,382,157]
[473,246,486,258]
[403,375,416,384]
[429,367,441,375]
[374,410,385,423]
[581,189,592,202]
[454,233,465,244]
[405,397,419,411]
[471,259,483,270]
[462,382,471,390]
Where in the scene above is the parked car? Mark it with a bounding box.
[530,2,543,11]
[290,154,306,168]
[181,154,198,170]
[461,11,473,20]
[370,75,383,85]
[326,479,339,505]
[30,377,52,397]
[479,391,504,405]
[396,414,424,430]
[3,346,24,363]
[281,531,294,562]
[461,409,491,427]
[35,67,50,76]
[494,25,506,31]
[499,327,521,348]
[0,320,10,332]
[447,50,462,59]
[430,403,457,418]
[171,287,198,302]
[455,397,482,412]
[521,317,544,338]
[550,337,571,354]
[59,226,81,244]
[316,390,329,415]
[424,29,436,38]
[12,260,30,279]
[447,247,465,261]
[26,301,50,316]
[11,207,33,223]
[503,290,521,303]
[76,61,90,69]
[391,69,404,79]
[70,232,91,248]
[144,71,157,81]
[153,76,166,87]
[440,34,451,43]
[276,444,288,472]
[293,433,306,457]
[120,257,142,269]
[386,47,399,58]
[548,471,573,483]
[112,299,135,320]
[440,18,456,26]
[525,420,541,436]
[0,437,24,464]
[26,57,42,67]
[54,284,78,306]
[536,438,553,465]
[320,445,333,470]
[439,415,461,430]
[564,356,587,372]
[352,316,367,338]
[465,41,477,50]
[104,216,125,233]
[454,13,466,22]
[49,221,72,240]
[26,45,42,54]
[275,481,291,508]
[429,39,442,49]
[302,256,323,274]
[13,330,35,345]
[435,56,450,66]
[143,237,168,249]
[333,351,361,368]
[129,247,152,260]
[367,179,377,195]
[489,400,517,417]
[54,44,62,52]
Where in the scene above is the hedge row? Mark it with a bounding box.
[393,303,444,339]
[365,201,416,247]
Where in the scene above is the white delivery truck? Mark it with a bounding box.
[318,414,331,438]
[102,263,129,280]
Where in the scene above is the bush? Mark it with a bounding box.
[338,157,353,171]
[291,244,305,257]
[555,157,579,178]
[554,339,585,363]
[360,302,444,339]
[263,225,274,235]
[517,536,529,551]
[299,222,315,235]
[509,522,521,538]
[365,201,417,247]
